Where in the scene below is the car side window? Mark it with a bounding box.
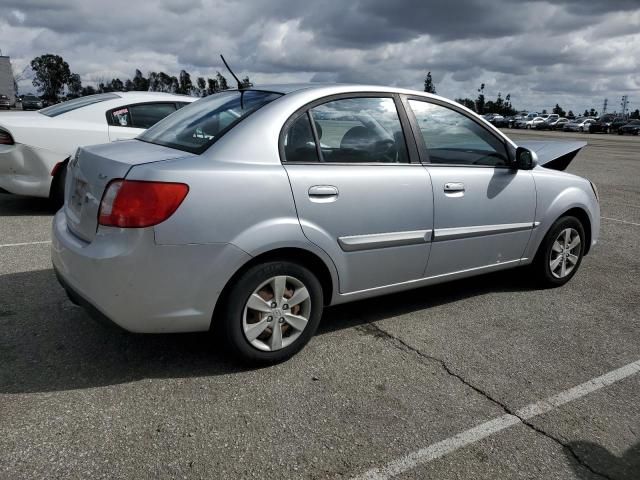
[408,100,509,167]
[283,113,320,163]
[308,97,409,163]
[129,103,177,129]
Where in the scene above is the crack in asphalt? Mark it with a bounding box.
[362,321,615,480]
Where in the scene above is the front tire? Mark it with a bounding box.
[220,261,324,364]
[533,216,585,287]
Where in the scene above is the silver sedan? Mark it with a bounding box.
[52,84,600,363]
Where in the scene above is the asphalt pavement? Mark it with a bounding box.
[1,129,638,479]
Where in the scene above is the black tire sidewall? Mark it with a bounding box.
[536,216,585,287]
[222,261,323,364]
[50,163,67,210]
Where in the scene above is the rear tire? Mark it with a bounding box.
[532,216,585,287]
[49,163,67,211]
[220,261,324,364]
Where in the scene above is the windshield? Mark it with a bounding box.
[24,96,40,101]
[138,90,282,154]
[40,93,120,117]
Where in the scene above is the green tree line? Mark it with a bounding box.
[29,53,250,101]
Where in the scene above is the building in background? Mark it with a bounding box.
[0,56,16,106]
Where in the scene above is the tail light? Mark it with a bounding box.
[98,180,189,228]
[0,128,14,145]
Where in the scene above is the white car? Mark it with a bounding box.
[0,92,196,205]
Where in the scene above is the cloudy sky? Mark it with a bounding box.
[1,0,639,113]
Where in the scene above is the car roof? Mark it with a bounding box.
[240,83,436,97]
[113,91,196,101]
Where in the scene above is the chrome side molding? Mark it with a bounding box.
[338,229,432,252]
[433,222,536,241]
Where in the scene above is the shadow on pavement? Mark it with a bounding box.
[567,441,639,480]
[0,193,54,217]
[1,266,543,394]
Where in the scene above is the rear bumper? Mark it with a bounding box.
[51,210,252,333]
[54,265,124,330]
[0,144,63,197]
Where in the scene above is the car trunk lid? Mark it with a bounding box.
[64,139,192,242]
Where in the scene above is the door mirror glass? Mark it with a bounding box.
[516,147,537,170]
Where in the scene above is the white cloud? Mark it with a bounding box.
[1,0,639,113]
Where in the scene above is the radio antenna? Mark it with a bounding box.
[220,55,244,90]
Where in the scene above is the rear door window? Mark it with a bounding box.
[283,113,319,163]
[307,97,409,163]
[129,103,177,129]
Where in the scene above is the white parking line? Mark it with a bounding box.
[0,240,51,248]
[601,216,640,226]
[353,359,640,480]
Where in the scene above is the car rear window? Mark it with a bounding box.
[138,90,282,154]
[40,93,121,117]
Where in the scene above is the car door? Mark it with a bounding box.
[107,102,178,141]
[282,94,434,294]
[403,97,536,278]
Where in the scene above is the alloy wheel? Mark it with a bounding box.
[549,228,581,279]
[242,275,312,352]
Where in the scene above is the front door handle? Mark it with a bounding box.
[308,185,339,203]
[444,182,465,192]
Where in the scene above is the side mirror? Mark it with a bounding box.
[515,147,537,170]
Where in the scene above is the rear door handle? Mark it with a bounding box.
[308,185,338,196]
[308,185,338,203]
[444,182,465,192]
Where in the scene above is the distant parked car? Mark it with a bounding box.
[618,120,640,135]
[535,115,560,130]
[564,118,595,132]
[21,95,44,110]
[0,94,10,110]
[0,92,196,207]
[552,118,569,130]
[609,117,630,134]
[514,112,540,129]
[526,117,547,129]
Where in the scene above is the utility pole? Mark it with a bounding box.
[602,98,607,115]
[621,95,629,118]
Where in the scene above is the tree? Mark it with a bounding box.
[567,110,575,119]
[475,83,485,114]
[541,109,548,115]
[178,70,193,95]
[455,97,476,112]
[552,104,566,117]
[240,76,252,88]
[588,108,598,117]
[110,78,124,91]
[67,73,82,98]
[30,54,71,102]
[423,71,436,94]
[132,69,149,91]
[216,72,229,90]
[583,109,589,117]
[630,109,640,119]
[207,78,219,95]
[148,72,159,92]
[196,77,206,96]
[81,85,96,96]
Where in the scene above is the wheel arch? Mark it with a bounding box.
[211,246,336,331]
[48,156,69,199]
[559,207,592,255]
